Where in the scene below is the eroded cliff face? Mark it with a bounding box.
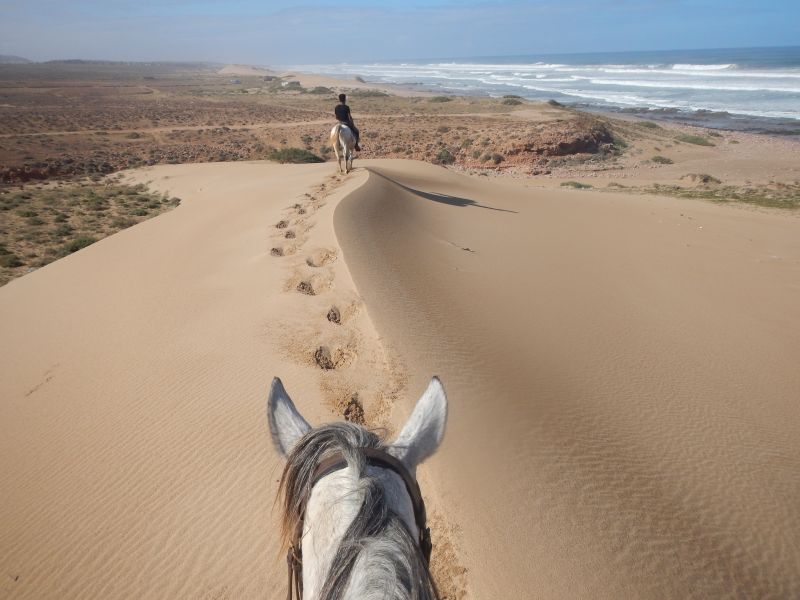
[504,119,614,158]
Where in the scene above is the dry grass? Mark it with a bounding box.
[0,179,179,285]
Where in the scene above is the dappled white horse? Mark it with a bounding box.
[268,377,447,600]
[330,123,356,174]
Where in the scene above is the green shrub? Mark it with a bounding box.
[612,135,628,150]
[0,254,23,268]
[308,86,333,95]
[675,134,715,146]
[54,224,74,237]
[502,98,522,106]
[64,237,96,254]
[269,148,325,164]
[547,99,564,107]
[351,89,389,98]
[436,148,455,165]
[561,181,592,189]
[491,153,505,165]
[638,121,661,129]
[111,217,136,229]
[430,96,452,103]
[503,94,523,99]
[651,155,674,164]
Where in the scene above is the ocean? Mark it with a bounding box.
[291,46,800,133]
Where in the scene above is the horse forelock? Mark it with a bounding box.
[277,422,383,549]
[277,422,437,599]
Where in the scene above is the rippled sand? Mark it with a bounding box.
[336,160,800,599]
[1,159,799,599]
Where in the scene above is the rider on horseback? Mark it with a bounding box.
[334,93,361,152]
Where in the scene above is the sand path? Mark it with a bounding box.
[0,161,410,599]
[336,160,800,599]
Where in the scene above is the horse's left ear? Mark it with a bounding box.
[389,377,448,472]
[267,377,311,457]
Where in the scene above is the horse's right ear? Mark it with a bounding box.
[388,377,447,473]
[267,378,311,457]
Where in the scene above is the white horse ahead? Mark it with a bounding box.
[268,376,447,600]
[330,123,356,174]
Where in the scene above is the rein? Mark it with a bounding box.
[286,448,433,600]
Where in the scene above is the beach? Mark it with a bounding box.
[1,59,800,598]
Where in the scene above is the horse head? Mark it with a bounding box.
[267,377,447,599]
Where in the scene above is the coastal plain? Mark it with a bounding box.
[1,63,799,599]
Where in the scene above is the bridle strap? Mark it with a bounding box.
[286,448,434,599]
[286,545,302,600]
[313,448,429,547]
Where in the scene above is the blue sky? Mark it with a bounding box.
[1,1,798,64]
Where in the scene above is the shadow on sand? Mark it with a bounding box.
[367,168,518,213]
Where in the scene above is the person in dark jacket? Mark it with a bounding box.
[334,93,360,151]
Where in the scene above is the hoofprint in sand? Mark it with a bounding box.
[0,160,465,599]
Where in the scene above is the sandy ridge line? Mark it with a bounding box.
[267,165,469,598]
[265,167,401,427]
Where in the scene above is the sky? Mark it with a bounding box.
[1,0,798,65]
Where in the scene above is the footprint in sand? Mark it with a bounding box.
[343,393,365,424]
[326,306,341,324]
[313,344,354,370]
[295,273,332,296]
[306,248,338,268]
[271,244,298,257]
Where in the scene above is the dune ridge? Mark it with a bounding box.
[335,160,800,598]
[1,157,799,599]
[0,161,397,599]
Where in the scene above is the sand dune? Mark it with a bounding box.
[0,162,384,599]
[1,159,799,598]
[336,160,800,598]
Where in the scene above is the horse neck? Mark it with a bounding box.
[301,466,419,600]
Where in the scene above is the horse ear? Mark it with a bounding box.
[389,377,447,472]
[267,377,311,457]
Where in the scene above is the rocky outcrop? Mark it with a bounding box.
[505,119,614,158]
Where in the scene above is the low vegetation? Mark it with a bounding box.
[602,176,799,210]
[561,181,593,189]
[647,181,800,209]
[436,148,455,165]
[0,180,180,285]
[429,96,453,103]
[268,148,325,164]
[502,98,523,106]
[651,155,674,164]
[675,133,715,146]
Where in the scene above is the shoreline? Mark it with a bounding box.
[284,62,800,137]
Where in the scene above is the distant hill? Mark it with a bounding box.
[0,55,32,64]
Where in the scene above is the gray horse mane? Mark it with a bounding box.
[277,422,437,600]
